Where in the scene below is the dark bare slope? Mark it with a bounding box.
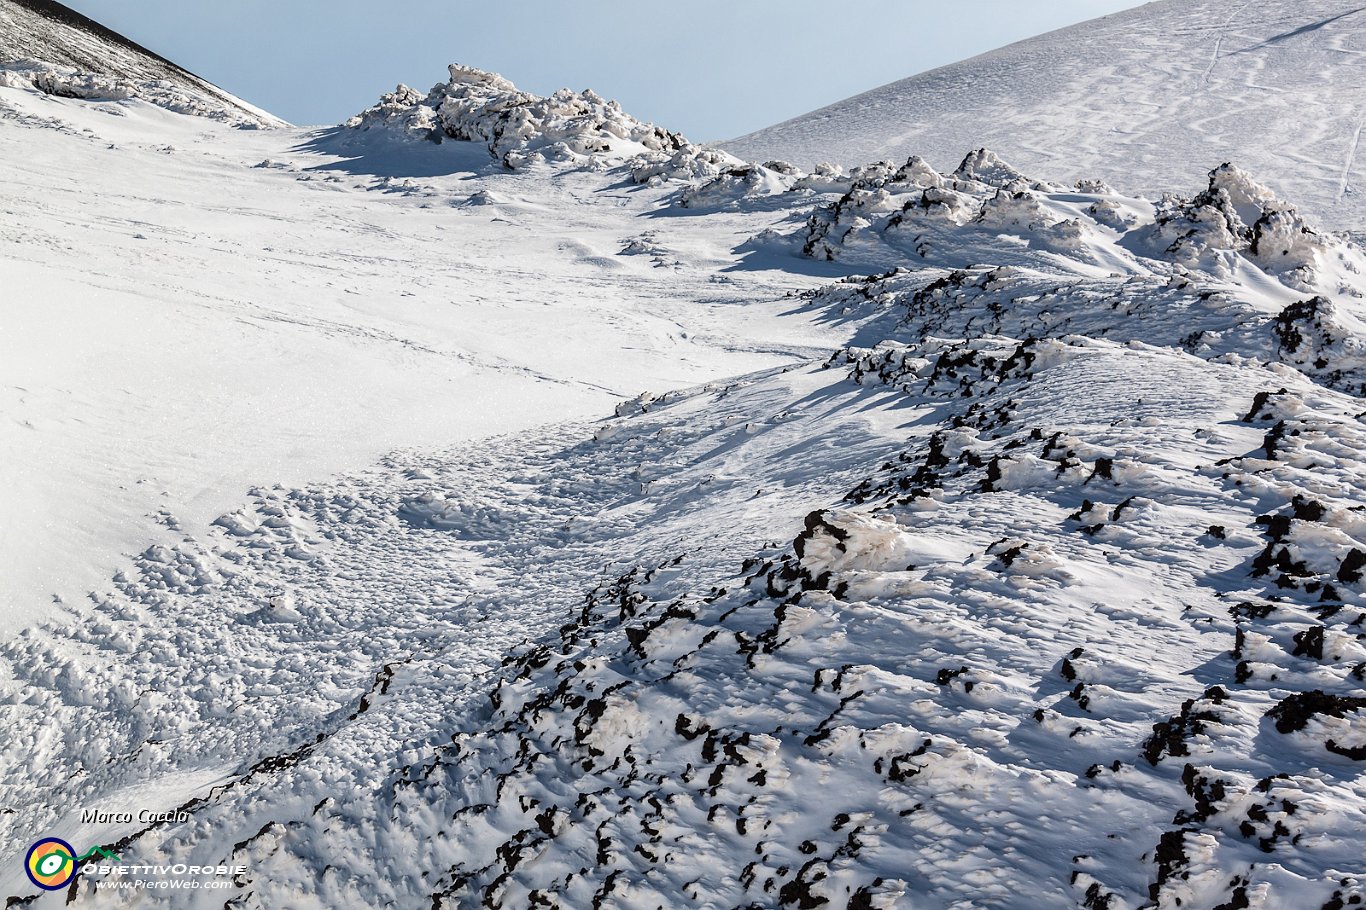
[0,0,284,125]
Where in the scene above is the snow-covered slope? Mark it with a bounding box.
[724,0,1366,231]
[3,32,1366,910]
[0,0,284,126]
[0,75,830,632]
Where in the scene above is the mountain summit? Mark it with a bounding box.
[0,0,283,125]
[724,0,1366,229]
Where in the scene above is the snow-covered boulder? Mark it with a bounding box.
[1147,164,1338,288]
[346,63,741,180]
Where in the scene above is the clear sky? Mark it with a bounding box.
[60,0,1144,140]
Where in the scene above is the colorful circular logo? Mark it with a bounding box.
[25,838,77,891]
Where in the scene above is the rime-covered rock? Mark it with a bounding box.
[346,63,740,180]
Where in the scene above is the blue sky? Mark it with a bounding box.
[63,1,1143,139]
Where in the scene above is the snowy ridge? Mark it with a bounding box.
[724,0,1366,231]
[346,63,740,180]
[3,41,1366,910]
[0,0,284,126]
[771,151,1366,396]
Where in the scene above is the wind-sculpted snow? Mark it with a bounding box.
[77,336,1359,909]
[396,340,1366,909]
[6,52,1366,910]
[775,150,1366,396]
[787,151,1357,289]
[346,64,741,180]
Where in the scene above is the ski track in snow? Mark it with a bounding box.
[1199,0,1253,86]
[1339,116,1364,201]
[726,0,1366,230]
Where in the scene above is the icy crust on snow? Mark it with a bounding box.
[345,64,741,180]
[0,59,270,125]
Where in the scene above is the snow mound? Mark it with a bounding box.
[785,152,1366,396]
[766,149,1099,264]
[346,64,741,180]
[676,160,801,210]
[1145,164,1338,286]
[789,150,1361,286]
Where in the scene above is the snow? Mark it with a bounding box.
[3,4,1366,909]
[346,63,741,180]
[0,83,832,631]
[724,0,1366,231]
